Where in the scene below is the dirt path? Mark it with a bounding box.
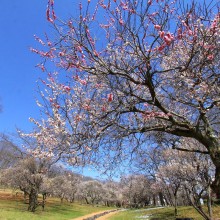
[79,207,165,220]
[96,210,121,220]
[71,209,119,220]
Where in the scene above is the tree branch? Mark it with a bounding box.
[172,146,209,154]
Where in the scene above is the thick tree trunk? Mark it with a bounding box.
[174,192,178,218]
[199,136,220,201]
[42,193,46,210]
[85,197,90,204]
[152,195,156,206]
[209,150,220,201]
[159,192,165,206]
[28,188,38,212]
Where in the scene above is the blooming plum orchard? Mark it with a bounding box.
[26,0,220,198]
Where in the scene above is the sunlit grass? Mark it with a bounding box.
[108,206,220,220]
[0,188,112,220]
[1,188,220,220]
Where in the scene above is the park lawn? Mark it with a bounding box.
[108,206,220,220]
[0,189,112,220]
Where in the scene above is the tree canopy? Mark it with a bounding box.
[25,0,220,198]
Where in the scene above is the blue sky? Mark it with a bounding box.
[0,0,78,133]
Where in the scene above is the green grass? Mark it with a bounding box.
[108,206,220,220]
[0,189,112,220]
[1,189,220,220]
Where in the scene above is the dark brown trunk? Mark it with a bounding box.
[159,192,165,206]
[174,192,177,218]
[42,193,46,210]
[85,197,89,204]
[28,188,38,212]
[153,195,156,206]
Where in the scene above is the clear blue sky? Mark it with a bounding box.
[0,0,80,133]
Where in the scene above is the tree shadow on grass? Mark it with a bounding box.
[149,210,175,220]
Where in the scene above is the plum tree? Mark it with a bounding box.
[26,0,220,199]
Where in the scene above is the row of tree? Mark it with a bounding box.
[0,135,216,219]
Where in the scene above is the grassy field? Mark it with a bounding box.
[1,189,220,220]
[0,189,112,220]
[107,206,220,220]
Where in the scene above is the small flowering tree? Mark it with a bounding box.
[156,147,215,220]
[76,180,106,205]
[27,0,220,199]
[120,174,151,208]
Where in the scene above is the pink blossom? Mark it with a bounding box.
[64,86,71,92]
[120,1,128,9]
[52,10,56,20]
[83,104,91,111]
[188,29,193,36]
[207,54,214,60]
[100,3,107,9]
[154,25,161,30]
[55,104,60,109]
[80,79,87,85]
[75,115,81,122]
[177,28,182,39]
[47,41,52,46]
[164,36,172,44]
[59,52,65,56]
[158,44,166,51]
[37,64,45,72]
[46,8,50,21]
[159,31,165,38]
[34,35,45,45]
[164,33,174,45]
[107,93,113,102]
[119,19,124,25]
[93,50,99,57]
[77,46,83,53]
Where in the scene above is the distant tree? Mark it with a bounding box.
[49,175,70,203]
[103,181,122,207]
[1,158,45,212]
[76,180,106,205]
[120,175,151,208]
[66,172,81,203]
[27,0,220,199]
[50,172,81,203]
[156,147,214,220]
